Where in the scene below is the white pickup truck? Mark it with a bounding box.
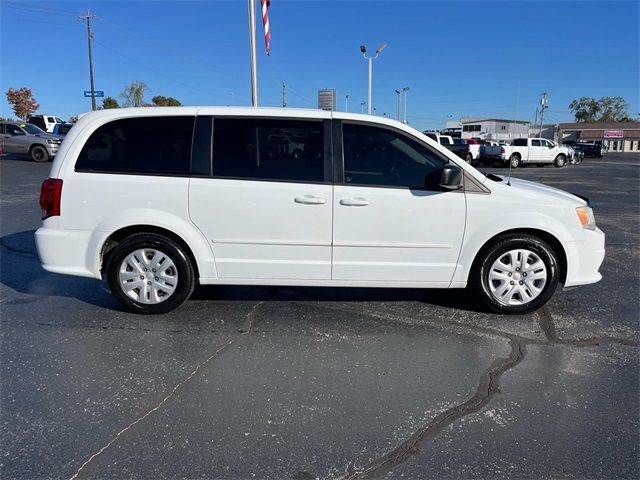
[500,138,571,168]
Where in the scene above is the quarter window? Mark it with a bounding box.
[75,116,194,174]
[212,118,325,182]
[342,123,447,190]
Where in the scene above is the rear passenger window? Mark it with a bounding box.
[212,118,325,183]
[342,123,446,190]
[75,117,194,175]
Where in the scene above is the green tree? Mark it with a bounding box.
[5,87,39,121]
[102,96,120,109]
[151,95,181,106]
[569,96,632,123]
[120,80,148,107]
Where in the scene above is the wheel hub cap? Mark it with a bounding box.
[118,248,178,304]
[488,249,547,306]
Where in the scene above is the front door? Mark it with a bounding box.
[189,115,333,280]
[332,122,466,284]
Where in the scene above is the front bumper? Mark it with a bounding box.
[563,227,605,287]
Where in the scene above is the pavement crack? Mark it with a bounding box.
[539,305,638,347]
[344,337,526,479]
[68,301,264,480]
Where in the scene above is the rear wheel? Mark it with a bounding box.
[106,233,195,314]
[30,145,49,162]
[471,234,559,314]
[554,155,566,168]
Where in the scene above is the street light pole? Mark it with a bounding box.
[402,86,410,123]
[360,43,387,115]
[395,89,401,120]
[345,94,349,112]
[360,101,366,114]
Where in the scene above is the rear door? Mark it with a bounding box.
[332,121,466,284]
[189,115,333,280]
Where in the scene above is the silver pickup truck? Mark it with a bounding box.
[0,122,63,162]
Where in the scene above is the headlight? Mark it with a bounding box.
[576,206,596,230]
[47,139,59,145]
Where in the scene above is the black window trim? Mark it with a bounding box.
[335,119,465,193]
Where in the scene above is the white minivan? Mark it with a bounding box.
[35,107,605,314]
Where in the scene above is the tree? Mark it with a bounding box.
[569,96,632,123]
[6,87,39,121]
[151,95,181,106]
[102,96,120,109]
[120,80,148,107]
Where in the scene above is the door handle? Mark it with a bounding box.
[340,197,371,207]
[294,195,327,205]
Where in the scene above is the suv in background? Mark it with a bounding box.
[563,140,604,158]
[27,115,65,133]
[0,121,62,162]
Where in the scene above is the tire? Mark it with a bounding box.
[509,154,520,168]
[554,155,566,168]
[471,234,560,314]
[30,145,49,162]
[465,153,473,164]
[106,233,195,314]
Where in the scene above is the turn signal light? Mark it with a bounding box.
[40,178,63,220]
[576,206,596,230]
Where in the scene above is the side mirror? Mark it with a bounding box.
[438,164,463,190]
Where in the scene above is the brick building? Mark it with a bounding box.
[558,122,640,153]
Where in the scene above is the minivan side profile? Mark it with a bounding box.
[35,107,605,314]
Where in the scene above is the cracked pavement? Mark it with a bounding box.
[1,153,638,479]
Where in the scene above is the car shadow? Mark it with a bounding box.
[1,230,487,314]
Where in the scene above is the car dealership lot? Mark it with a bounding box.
[1,154,638,479]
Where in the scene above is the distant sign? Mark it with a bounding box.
[604,130,623,138]
[318,89,336,111]
[84,91,104,98]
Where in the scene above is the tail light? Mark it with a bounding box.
[40,178,63,220]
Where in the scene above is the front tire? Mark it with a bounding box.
[509,154,521,168]
[554,155,566,168]
[106,233,195,314]
[471,234,559,314]
[30,145,49,162]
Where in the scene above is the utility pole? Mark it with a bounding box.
[248,0,258,107]
[281,82,287,107]
[79,11,97,111]
[538,92,548,137]
[395,89,401,120]
[345,94,349,112]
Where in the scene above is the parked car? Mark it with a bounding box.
[27,114,66,133]
[36,107,604,315]
[424,132,472,162]
[0,121,62,162]
[500,138,572,168]
[52,123,74,136]
[562,140,604,158]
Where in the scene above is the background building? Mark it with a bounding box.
[460,118,529,142]
[558,122,640,152]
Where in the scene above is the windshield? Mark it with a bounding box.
[22,124,46,135]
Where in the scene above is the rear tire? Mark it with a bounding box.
[30,145,49,162]
[106,233,195,314]
[470,234,560,314]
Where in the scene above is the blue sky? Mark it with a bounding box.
[1,0,638,130]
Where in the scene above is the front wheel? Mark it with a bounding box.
[509,155,521,168]
[471,234,560,314]
[465,153,473,164]
[554,155,566,168]
[106,233,195,314]
[30,145,49,162]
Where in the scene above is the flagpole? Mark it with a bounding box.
[248,0,258,107]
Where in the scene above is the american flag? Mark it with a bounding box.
[260,0,271,55]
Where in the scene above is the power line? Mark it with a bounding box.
[3,1,77,17]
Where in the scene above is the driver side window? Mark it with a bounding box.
[342,123,446,190]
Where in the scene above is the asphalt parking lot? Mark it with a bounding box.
[1,152,638,479]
